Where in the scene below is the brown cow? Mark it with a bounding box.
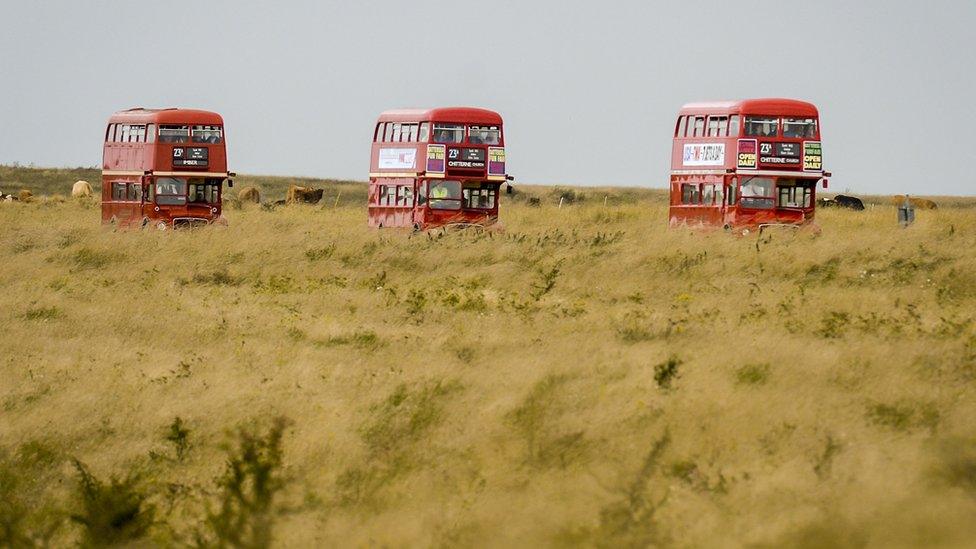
[18,189,33,202]
[892,195,937,210]
[286,185,324,204]
[238,186,261,204]
[71,180,93,198]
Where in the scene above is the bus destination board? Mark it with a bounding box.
[173,147,209,167]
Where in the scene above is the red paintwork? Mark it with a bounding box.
[368,107,507,230]
[101,108,232,229]
[669,98,827,231]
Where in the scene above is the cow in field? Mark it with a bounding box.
[834,194,865,210]
[71,180,93,198]
[286,185,324,204]
[238,186,261,204]
[819,195,864,210]
[892,195,937,210]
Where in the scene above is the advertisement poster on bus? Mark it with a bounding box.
[737,139,757,169]
[803,141,823,171]
[378,148,417,170]
[488,147,506,177]
[426,144,445,174]
[682,143,725,166]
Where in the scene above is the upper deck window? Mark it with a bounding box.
[692,116,705,137]
[159,125,190,143]
[419,123,430,142]
[706,116,728,137]
[469,126,501,145]
[192,125,223,144]
[744,117,779,138]
[403,123,419,142]
[676,116,687,137]
[433,124,465,144]
[782,118,818,139]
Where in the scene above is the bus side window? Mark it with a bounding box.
[146,124,155,143]
[702,184,714,204]
[374,123,383,142]
[378,185,387,205]
[419,122,430,142]
[112,182,126,201]
[681,183,700,204]
[728,116,740,137]
[105,124,112,142]
[398,185,412,206]
[128,182,141,201]
[383,123,393,142]
[727,181,737,205]
[391,123,401,142]
[418,181,428,205]
[146,182,154,201]
[676,116,686,138]
[707,117,726,137]
[693,117,705,137]
[386,185,396,204]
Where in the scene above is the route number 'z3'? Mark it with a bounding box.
[448,149,460,159]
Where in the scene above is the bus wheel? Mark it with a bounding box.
[378,222,384,229]
[723,224,732,232]
[412,222,421,232]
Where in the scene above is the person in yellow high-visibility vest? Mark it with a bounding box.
[430,183,449,200]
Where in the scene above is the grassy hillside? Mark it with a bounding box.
[2,168,976,547]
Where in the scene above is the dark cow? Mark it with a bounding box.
[825,194,865,210]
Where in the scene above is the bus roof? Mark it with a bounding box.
[107,108,224,125]
[377,107,503,125]
[679,98,819,117]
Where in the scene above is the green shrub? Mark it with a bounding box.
[70,459,154,547]
[23,306,60,321]
[735,363,771,386]
[654,356,682,390]
[198,417,292,549]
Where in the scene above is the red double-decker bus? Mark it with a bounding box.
[101,108,234,229]
[367,107,508,230]
[669,98,829,231]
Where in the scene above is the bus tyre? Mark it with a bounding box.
[378,222,384,229]
[412,222,421,232]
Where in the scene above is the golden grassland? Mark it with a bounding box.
[2,169,976,547]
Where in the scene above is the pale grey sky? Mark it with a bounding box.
[1,1,973,195]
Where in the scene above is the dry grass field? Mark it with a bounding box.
[2,167,976,547]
